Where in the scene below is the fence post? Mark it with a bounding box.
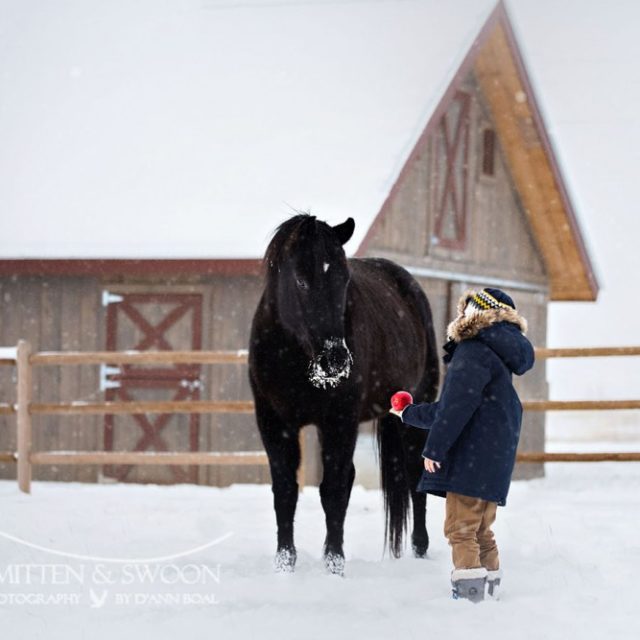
[16,340,32,494]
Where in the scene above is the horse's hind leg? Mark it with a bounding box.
[254,396,301,572]
[317,418,358,576]
[401,425,429,558]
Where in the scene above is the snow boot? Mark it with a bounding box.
[451,567,487,603]
[486,569,502,599]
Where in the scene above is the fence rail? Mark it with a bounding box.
[0,404,14,415]
[0,341,276,494]
[29,401,255,416]
[0,341,639,494]
[534,346,640,359]
[30,350,249,366]
[522,400,640,411]
[29,452,268,466]
[516,452,640,462]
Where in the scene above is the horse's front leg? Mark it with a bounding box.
[401,426,429,557]
[254,395,301,572]
[317,413,358,576]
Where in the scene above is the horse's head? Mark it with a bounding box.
[264,214,355,389]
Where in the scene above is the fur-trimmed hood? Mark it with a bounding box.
[445,290,533,376]
[447,289,528,342]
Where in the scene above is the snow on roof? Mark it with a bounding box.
[0,0,496,259]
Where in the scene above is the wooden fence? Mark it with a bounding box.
[0,341,639,494]
[0,341,281,494]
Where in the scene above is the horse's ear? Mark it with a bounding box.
[332,218,355,245]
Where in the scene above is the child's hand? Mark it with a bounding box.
[423,458,441,473]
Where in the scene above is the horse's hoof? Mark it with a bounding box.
[411,535,429,559]
[324,551,345,576]
[274,547,297,573]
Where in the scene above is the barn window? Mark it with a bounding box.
[432,90,471,250]
[482,128,496,177]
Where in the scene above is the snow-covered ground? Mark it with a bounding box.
[1,448,639,640]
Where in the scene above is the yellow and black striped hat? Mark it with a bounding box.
[466,288,516,312]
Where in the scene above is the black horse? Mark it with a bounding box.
[249,214,439,575]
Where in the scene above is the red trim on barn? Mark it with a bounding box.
[433,90,472,251]
[0,259,263,277]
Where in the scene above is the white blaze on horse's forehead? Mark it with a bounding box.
[323,262,330,273]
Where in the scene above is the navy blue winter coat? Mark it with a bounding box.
[401,317,535,506]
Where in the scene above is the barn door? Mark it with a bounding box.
[102,292,203,484]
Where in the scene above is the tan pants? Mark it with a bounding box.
[444,492,499,571]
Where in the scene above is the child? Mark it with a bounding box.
[390,288,534,602]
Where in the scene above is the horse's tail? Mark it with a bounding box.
[375,414,410,558]
[375,278,440,558]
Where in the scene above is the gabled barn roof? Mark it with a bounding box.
[358,2,599,301]
[0,0,597,300]
[475,5,597,301]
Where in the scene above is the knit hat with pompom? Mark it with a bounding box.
[465,288,516,313]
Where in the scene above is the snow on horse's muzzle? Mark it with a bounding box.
[307,338,353,389]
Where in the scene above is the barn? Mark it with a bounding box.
[0,0,597,487]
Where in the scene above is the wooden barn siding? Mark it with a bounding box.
[363,71,548,479]
[204,275,272,487]
[368,72,546,287]
[0,276,102,482]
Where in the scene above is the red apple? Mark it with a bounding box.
[390,391,413,411]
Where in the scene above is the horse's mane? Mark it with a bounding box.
[263,214,335,284]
